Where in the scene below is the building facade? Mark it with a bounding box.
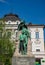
[0,13,45,65]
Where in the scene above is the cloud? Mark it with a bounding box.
[0,0,6,3]
[0,0,9,4]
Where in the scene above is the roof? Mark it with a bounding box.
[4,13,18,17]
[4,13,20,21]
[27,22,45,28]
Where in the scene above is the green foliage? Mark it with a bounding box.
[0,34,15,65]
[35,62,41,65]
[42,60,45,62]
[0,23,15,65]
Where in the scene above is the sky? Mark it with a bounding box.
[0,0,45,39]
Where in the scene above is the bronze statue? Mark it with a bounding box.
[18,21,30,55]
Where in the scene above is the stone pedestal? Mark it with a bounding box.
[12,56,35,65]
[12,37,35,65]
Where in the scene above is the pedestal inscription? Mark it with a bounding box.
[17,60,29,65]
[12,56,35,65]
[16,58,29,65]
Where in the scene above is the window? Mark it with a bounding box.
[7,32,11,38]
[8,21,11,24]
[16,32,18,38]
[15,31,18,41]
[36,49,40,52]
[36,32,39,39]
[30,32,31,40]
[0,31,2,38]
[17,22,18,25]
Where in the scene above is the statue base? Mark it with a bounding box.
[12,55,35,65]
[12,39,35,65]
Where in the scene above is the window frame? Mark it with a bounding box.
[36,49,40,52]
[35,32,39,40]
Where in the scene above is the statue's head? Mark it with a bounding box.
[18,21,30,38]
[18,20,27,31]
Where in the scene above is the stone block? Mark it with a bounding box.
[12,56,35,65]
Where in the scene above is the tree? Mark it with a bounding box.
[0,22,15,65]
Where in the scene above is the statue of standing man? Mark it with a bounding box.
[18,21,30,55]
